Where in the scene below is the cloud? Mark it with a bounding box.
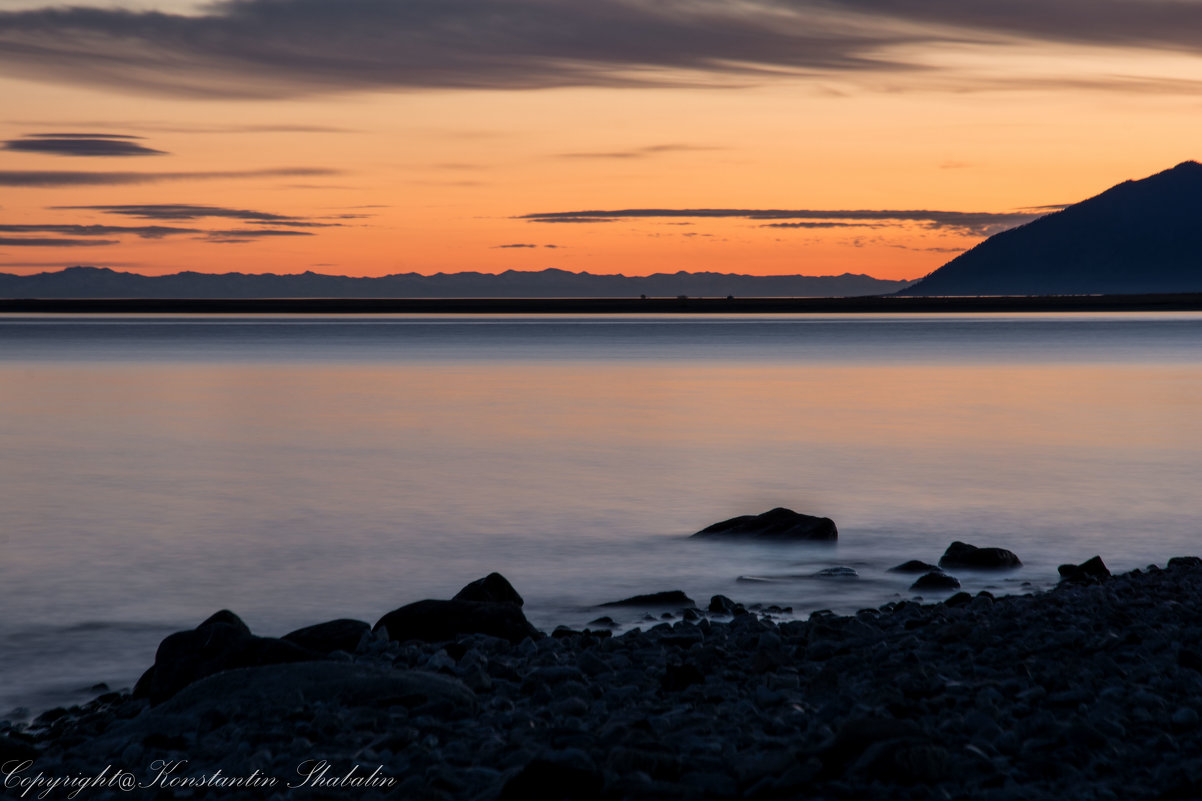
[519,207,1048,235]
[3,133,167,157]
[0,167,339,187]
[202,228,314,238]
[0,1,918,98]
[493,243,561,249]
[0,223,198,239]
[55,203,305,222]
[557,144,722,159]
[0,236,118,246]
[2,1,1202,98]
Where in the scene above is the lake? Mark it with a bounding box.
[2,312,1201,718]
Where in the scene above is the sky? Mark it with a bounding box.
[1,1,1201,280]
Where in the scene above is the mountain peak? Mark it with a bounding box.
[900,162,1202,296]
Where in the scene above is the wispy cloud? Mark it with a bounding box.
[1,1,1199,98]
[3,133,167,157]
[493,243,560,249]
[519,207,1050,235]
[56,203,307,222]
[0,223,197,239]
[0,168,339,187]
[557,144,722,160]
[0,236,118,246]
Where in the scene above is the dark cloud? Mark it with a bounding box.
[761,221,885,229]
[520,207,1047,235]
[55,203,304,222]
[3,133,167,157]
[0,1,1199,98]
[0,168,339,187]
[0,223,198,239]
[0,236,118,246]
[203,229,313,238]
[558,144,722,159]
[0,1,917,98]
[493,243,560,249]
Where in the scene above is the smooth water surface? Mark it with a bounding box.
[3,312,1201,717]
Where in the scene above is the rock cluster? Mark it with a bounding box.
[11,559,1202,800]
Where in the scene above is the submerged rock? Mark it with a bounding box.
[813,566,858,579]
[599,590,695,608]
[938,541,1021,569]
[691,507,837,541]
[889,560,940,573]
[375,599,541,645]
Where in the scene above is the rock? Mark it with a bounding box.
[889,560,940,573]
[1058,555,1111,584]
[938,541,1021,569]
[374,599,542,645]
[133,610,320,705]
[814,566,858,579]
[1169,556,1202,569]
[910,572,961,591]
[282,618,371,654]
[453,572,525,606]
[599,590,695,607]
[708,594,747,616]
[691,507,837,541]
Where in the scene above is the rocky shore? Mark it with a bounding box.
[5,557,1202,800]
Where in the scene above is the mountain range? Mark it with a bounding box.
[0,267,912,299]
[901,161,1202,296]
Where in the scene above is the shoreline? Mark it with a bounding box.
[4,292,1202,314]
[6,557,1202,799]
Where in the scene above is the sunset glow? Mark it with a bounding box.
[2,1,1201,280]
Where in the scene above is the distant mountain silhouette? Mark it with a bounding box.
[900,161,1202,296]
[0,266,911,299]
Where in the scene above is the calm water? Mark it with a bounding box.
[3,312,1202,718]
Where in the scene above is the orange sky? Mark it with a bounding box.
[2,1,1201,280]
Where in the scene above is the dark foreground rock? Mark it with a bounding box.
[939,540,1022,569]
[692,507,838,541]
[453,572,525,606]
[17,558,1202,801]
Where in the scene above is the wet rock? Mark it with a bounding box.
[691,507,837,541]
[453,573,525,607]
[282,618,371,654]
[939,541,1022,569]
[374,599,542,645]
[599,590,695,608]
[889,560,940,573]
[910,572,961,592]
[1169,556,1202,569]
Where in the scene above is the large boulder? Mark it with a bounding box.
[453,572,525,606]
[374,599,541,645]
[938,541,1021,570]
[133,610,319,705]
[889,560,940,574]
[691,508,837,541]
